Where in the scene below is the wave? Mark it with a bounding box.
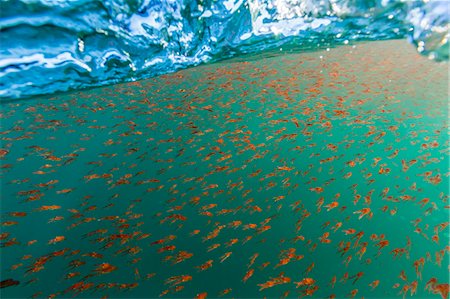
[0,0,448,100]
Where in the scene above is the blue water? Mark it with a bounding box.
[0,0,449,100]
[0,2,449,299]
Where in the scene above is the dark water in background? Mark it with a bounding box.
[0,40,448,299]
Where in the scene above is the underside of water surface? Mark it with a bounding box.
[0,0,449,99]
[0,39,449,298]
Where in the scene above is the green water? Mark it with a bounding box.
[1,40,448,299]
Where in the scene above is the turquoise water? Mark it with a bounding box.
[0,40,449,299]
[1,0,449,100]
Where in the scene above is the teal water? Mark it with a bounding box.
[0,40,449,299]
[1,0,449,100]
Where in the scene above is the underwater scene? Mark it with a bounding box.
[0,1,449,299]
